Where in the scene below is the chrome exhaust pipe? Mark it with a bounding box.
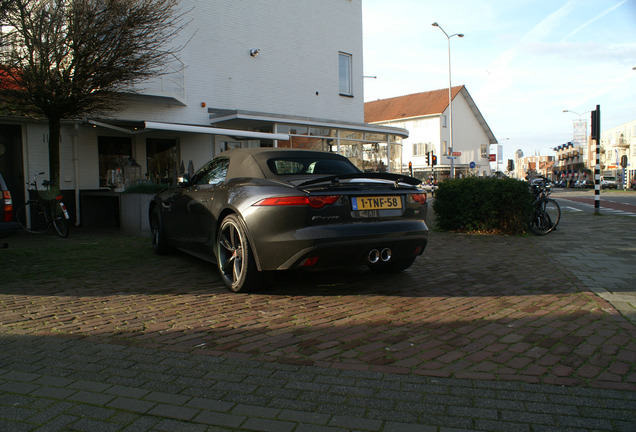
[381,248,392,262]
[368,249,380,264]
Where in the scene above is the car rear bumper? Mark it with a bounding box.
[252,220,429,271]
[278,235,428,270]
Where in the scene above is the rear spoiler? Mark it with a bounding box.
[298,172,422,188]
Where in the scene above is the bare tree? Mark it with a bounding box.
[0,0,189,189]
[0,0,12,19]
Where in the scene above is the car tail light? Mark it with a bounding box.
[410,193,427,205]
[255,195,340,209]
[2,190,13,222]
[300,257,320,267]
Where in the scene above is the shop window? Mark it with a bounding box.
[98,136,132,188]
[278,125,308,135]
[223,141,241,151]
[289,135,330,151]
[146,138,178,185]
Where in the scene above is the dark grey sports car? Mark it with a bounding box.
[149,148,428,292]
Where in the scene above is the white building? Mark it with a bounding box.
[0,0,407,227]
[552,119,635,187]
[365,86,497,181]
[600,119,635,187]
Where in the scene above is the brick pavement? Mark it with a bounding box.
[1,206,635,431]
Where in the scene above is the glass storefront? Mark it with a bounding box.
[146,138,179,185]
[98,136,132,188]
[275,124,404,174]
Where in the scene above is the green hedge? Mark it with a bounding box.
[432,177,533,235]
[121,182,170,194]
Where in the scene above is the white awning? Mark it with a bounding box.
[144,121,290,141]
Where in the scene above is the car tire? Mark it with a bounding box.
[150,205,170,255]
[217,214,267,293]
[368,256,416,274]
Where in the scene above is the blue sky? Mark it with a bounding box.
[362,0,636,163]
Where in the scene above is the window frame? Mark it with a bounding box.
[338,52,353,97]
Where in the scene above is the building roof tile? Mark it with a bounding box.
[364,86,464,123]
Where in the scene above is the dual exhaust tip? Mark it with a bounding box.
[368,248,392,264]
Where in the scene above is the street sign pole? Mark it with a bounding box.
[591,105,601,214]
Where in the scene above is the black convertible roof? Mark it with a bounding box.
[221,147,353,180]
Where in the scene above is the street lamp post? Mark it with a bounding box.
[432,22,463,179]
[562,109,591,121]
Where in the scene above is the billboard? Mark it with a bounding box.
[572,120,587,146]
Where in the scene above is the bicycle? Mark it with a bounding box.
[528,176,561,235]
[16,172,70,238]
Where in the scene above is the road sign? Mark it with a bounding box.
[469,162,476,169]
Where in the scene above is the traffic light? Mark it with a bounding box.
[408,161,413,176]
[591,108,600,141]
[432,155,437,166]
[426,152,431,165]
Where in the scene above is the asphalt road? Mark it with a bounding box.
[552,189,636,217]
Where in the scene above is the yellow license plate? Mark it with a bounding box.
[352,196,402,210]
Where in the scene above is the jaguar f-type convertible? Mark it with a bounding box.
[149,148,429,292]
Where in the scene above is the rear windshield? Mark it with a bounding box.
[267,157,359,176]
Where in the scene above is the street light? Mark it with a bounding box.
[432,22,464,179]
[562,109,591,120]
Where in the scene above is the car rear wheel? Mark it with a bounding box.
[217,214,265,293]
[150,205,170,254]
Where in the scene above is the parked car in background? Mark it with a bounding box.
[149,148,429,292]
[575,179,594,189]
[600,176,618,189]
[1,172,19,246]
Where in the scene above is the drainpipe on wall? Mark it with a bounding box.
[21,124,30,203]
[73,123,80,226]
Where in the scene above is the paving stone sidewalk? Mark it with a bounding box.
[1,334,634,432]
[0,207,635,431]
[550,191,636,324]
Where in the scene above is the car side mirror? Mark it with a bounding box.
[177,175,190,186]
